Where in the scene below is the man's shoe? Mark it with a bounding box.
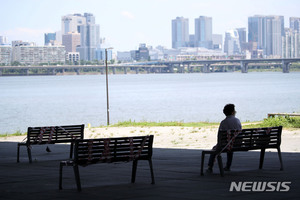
[206,168,213,173]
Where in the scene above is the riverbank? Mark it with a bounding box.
[1,125,299,152]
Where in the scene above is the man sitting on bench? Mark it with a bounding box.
[207,104,242,173]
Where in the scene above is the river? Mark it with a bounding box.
[0,72,299,134]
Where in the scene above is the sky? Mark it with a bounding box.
[1,0,300,51]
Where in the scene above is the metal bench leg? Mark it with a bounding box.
[217,155,224,177]
[69,143,74,159]
[259,148,266,169]
[200,151,206,176]
[277,147,284,171]
[131,160,138,183]
[27,145,32,163]
[17,144,20,163]
[73,164,81,191]
[148,159,155,184]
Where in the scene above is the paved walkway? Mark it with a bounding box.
[0,142,299,200]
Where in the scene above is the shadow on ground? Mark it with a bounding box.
[0,141,299,200]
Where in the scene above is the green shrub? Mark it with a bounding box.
[260,116,300,128]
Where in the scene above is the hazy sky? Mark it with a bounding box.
[1,0,299,51]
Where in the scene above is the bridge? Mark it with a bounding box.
[137,58,300,73]
[0,58,299,76]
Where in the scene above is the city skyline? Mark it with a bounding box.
[1,0,300,51]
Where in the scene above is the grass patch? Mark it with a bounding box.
[0,130,26,137]
[111,120,218,127]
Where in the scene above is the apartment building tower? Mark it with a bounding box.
[290,17,300,32]
[172,17,189,49]
[224,29,241,55]
[194,16,213,49]
[76,13,100,61]
[248,15,284,57]
[11,41,65,65]
[236,28,247,52]
[282,28,300,58]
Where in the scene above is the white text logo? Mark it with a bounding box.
[229,181,291,192]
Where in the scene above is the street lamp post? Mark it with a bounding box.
[105,48,113,126]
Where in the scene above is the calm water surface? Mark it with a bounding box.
[0,72,299,134]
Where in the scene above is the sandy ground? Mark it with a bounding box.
[1,126,299,152]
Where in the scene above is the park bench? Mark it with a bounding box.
[17,124,84,163]
[200,126,283,177]
[59,135,155,191]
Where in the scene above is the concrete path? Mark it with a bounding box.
[0,142,299,200]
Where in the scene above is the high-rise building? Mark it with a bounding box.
[290,17,300,32]
[265,16,284,57]
[172,17,189,49]
[282,28,300,58]
[248,15,284,57]
[62,32,80,53]
[224,29,241,55]
[248,15,265,50]
[76,13,100,61]
[194,16,213,49]
[61,14,87,35]
[44,33,56,45]
[236,28,247,52]
[62,13,100,61]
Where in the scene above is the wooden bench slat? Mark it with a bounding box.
[17,124,85,163]
[200,126,283,177]
[59,135,155,191]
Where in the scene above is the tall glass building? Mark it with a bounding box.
[194,16,213,49]
[172,17,189,49]
[76,13,100,61]
[248,15,284,57]
[248,15,265,50]
[236,28,246,52]
[224,29,241,55]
